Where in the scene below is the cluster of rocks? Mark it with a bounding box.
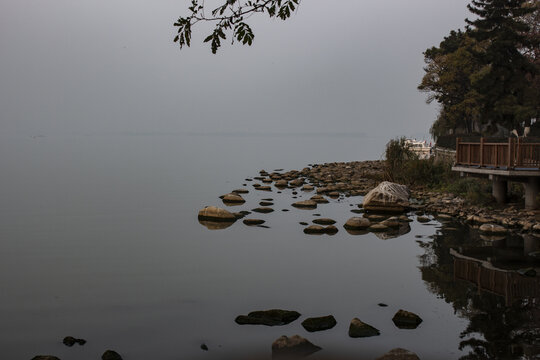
[234,308,422,358]
[413,190,540,237]
[198,174,415,238]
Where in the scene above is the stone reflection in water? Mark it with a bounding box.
[198,219,235,230]
[374,223,411,240]
[419,222,540,359]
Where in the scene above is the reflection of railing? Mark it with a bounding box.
[455,138,540,169]
[451,249,540,306]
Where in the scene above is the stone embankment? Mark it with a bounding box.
[413,190,540,234]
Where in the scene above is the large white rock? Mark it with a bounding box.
[363,181,410,213]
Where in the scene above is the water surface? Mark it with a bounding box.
[1,133,538,359]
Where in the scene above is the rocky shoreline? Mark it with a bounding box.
[201,159,540,238]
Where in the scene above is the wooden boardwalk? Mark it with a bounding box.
[453,137,540,208]
[456,137,540,169]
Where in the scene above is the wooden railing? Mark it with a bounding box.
[451,249,540,306]
[456,137,540,169]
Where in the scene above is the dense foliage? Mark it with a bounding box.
[384,137,456,188]
[419,0,539,138]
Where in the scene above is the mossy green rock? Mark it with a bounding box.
[235,309,301,326]
[301,315,337,332]
[348,318,380,337]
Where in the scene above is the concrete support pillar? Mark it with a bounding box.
[524,177,540,210]
[492,178,508,204]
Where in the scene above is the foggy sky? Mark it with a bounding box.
[0,0,472,139]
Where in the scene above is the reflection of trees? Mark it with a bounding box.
[419,222,540,359]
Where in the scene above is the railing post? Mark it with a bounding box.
[508,137,513,168]
[480,137,484,167]
[456,137,461,164]
[517,137,522,167]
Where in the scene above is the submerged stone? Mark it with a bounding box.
[344,217,371,230]
[375,348,420,360]
[301,315,337,332]
[271,335,321,358]
[235,309,301,326]
[243,219,265,226]
[304,225,325,234]
[392,309,423,329]
[222,193,245,205]
[102,350,123,360]
[348,318,380,338]
[62,336,86,346]
[292,200,318,209]
[479,223,507,234]
[369,223,390,232]
[198,206,236,222]
[312,218,336,225]
[252,207,274,214]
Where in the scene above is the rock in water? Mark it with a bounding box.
[369,223,390,232]
[232,188,249,194]
[243,219,265,226]
[324,225,338,235]
[343,217,371,230]
[375,348,420,360]
[310,195,329,204]
[221,193,246,205]
[301,315,337,332]
[348,318,380,337]
[292,200,317,209]
[252,207,274,214]
[198,206,236,222]
[363,181,410,213]
[479,223,508,234]
[312,218,336,225]
[235,309,301,326]
[271,335,321,358]
[301,184,314,191]
[392,309,423,329]
[303,225,326,234]
[102,350,123,360]
[62,336,86,346]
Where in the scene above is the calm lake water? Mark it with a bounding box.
[1,133,538,360]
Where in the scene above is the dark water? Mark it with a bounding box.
[1,133,538,360]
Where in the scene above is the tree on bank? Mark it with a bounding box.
[466,0,539,131]
[418,30,484,136]
[420,0,539,138]
[174,0,300,53]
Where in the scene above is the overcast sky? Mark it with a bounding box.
[0,0,472,139]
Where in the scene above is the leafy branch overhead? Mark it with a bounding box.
[174,0,301,53]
